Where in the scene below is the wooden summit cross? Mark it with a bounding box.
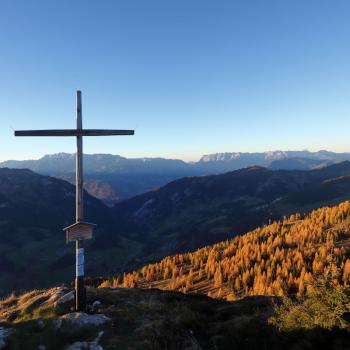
[15,90,134,311]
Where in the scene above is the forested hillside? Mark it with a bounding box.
[112,161,350,266]
[105,201,350,300]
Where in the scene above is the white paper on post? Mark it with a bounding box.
[76,248,84,277]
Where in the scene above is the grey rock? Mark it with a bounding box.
[65,342,103,350]
[48,287,70,304]
[52,319,62,330]
[88,300,102,313]
[0,327,13,350]
[53,291,74,307]
[60,313,111,328]
[37,319,45,329]
[92,301,101,308]
[65,331,104,350]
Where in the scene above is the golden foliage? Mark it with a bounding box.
[104,201,350,301]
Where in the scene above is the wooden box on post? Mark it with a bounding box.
[63,221,96,243]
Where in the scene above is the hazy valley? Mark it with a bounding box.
[2,150,350,204]
[2,154,350,294]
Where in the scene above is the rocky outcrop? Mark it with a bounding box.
[52,290,74,314]
[60,313,111,328]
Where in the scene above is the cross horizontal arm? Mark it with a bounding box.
[15,129,135,137]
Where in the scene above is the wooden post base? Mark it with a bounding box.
[75,275,86,312]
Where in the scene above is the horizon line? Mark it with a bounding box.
[2,148,350,164]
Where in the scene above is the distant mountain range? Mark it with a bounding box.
[199,150,350,162]
[2,150,350,204]
[0,153,191,174]
[197,150,349,171]
[0,154,197,205]
[0,153,198,205]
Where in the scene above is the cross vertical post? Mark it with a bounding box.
[75,90,85,311]
[14,90,135,312]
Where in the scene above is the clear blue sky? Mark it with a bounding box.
[0,0,349,162]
